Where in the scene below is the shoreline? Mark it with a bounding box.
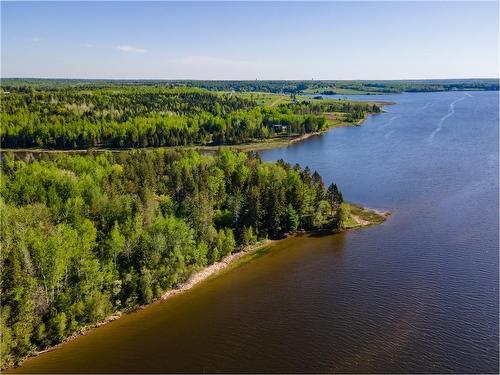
[0,122,365,157]
[0,130,339,156]
[159,239,275,302]
[5,239,275,371]
[5,205,388,371]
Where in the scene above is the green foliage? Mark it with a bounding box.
[332,203,351,231]
[312,201,331,228]
[241,226,257,247]
[0,149,343,367]
[0,86,380,149]
[284,204,299,232]
[327,182,343,214]
[2,78,497,94]
[48,312,67,342]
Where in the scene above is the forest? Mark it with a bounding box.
[0,86,380,149]
[2,78,498,95]
[0,149,347,368]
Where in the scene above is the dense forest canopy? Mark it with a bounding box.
[0,149,346,367]
[0,86,379,149]
[2,78,498,94]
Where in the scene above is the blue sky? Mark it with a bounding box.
[2,1,499,79]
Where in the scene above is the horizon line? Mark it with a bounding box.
[2,77,499,82]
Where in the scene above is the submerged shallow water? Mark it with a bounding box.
[12,91,499,373]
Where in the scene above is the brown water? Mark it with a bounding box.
[11,91,499,373]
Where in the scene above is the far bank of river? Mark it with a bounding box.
[1,100,391,158]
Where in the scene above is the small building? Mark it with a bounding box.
[273,124,288,133]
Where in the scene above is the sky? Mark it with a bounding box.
[1,1,499,80]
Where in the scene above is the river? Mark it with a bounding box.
[12,91,499,373]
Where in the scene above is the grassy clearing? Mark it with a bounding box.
[323,112,359,128]
[344,202,390,229]
[235,92,314,106]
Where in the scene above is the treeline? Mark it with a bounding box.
[309,79,500,94]
[0,149,346,367]
[2,78,498,94]
[165,79,500,93]
[1,87,378,149]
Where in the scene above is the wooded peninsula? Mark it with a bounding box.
[6,78,477,368]
[0,147,388,368]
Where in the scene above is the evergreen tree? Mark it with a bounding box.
[284,204,299,232]
[327,183,343,214]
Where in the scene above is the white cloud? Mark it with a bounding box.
[174,56,252,66]
[31,37,45,43]
[114,45,146,53]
